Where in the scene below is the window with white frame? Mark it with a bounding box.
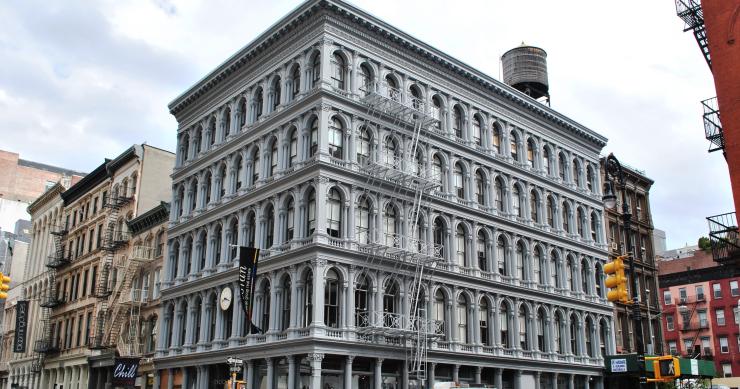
[731,280,739,296]
[722,363,732,378]
[666,315,674,331]
[713,283,722,299]
[716,309,725,326]
[719,336,729,353]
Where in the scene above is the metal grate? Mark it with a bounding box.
[707,212,740,265]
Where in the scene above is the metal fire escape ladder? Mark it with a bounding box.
[357,80,443,384]
[33,224,69,363]
[90,194,132,350]
[675,0,711,69]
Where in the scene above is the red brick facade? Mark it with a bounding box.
[0,150,84,204]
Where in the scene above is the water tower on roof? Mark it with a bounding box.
[501,42,550,105]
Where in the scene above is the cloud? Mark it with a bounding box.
[0,0,730,249]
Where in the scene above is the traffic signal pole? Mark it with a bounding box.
[605,153,646,388]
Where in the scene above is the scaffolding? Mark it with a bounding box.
[356,80,443,385]
[675,0,711,68]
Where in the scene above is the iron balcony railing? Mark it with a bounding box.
[675,0,711,68]
[702,97,724,154]
[707,212,740,265]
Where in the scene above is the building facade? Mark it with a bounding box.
[658,249,740,386]
[157,1,614,389]
[599,162,663,356]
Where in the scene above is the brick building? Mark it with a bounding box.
[657,249,740,385]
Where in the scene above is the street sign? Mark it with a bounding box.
[611,358,628,373]
[227,357,244,365]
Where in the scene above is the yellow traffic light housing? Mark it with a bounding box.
[0,272,10,300]
[647,356,680,381]
[604,255,630,304]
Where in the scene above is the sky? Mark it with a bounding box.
[0,0,732,250]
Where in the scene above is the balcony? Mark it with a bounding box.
[45,253,71,269]
[33,339,59,354]
[707,212,740,267]
[87,334,107,350]
[39,293,65,308]
[702,97,724,155]
[103,230,130,251]
[675,0,711,68]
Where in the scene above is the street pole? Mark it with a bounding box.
[606,153,646,388]
[646,289,654,355]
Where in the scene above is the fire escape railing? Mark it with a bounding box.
[702,97,724,156]
[675,0,711,68]
[707,212,740,265]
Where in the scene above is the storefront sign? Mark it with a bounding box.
[13,300,28,353]
[112,358,140,386]
[611,358,627,373]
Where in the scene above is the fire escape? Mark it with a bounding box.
[676,294,713,360]
[675,0,711,69]
[354,80,444,385]
[33,224,70,369]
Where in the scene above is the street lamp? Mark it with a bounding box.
[603,153,646,388]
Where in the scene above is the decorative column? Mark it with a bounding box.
[288,355,296,389]
[494,369,503,389]
[514,370,522,389]
[167,368,174,389]
[247,360,255,389]
[309,353,324,389]
[474,366,482,385]
[374,358,383,389]
[452,364,460,383]
[428,363,436,389]
[266,358,274,389]
[344,356,354,389]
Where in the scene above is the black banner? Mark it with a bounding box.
[113,358,140,386]
[13,300,28,353]
[238,246,259,333]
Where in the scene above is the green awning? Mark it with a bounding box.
[604,354,715,378]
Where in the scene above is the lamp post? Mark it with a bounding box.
[603,153,646,388]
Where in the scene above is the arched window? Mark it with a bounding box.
[510,132,519,161]
[355,275,370,327]
[536,309,546,351]
[433,218,445,249]
[302,271,313,328]
[553,313,562,353]
[476,231,487,271]
[457,295,468,343]
[288,128,298,168]
[239,99,247,129]
[581,258,590,294]
[409,85,423,110]
[519,306,529,350]
[311,54,320,88]
[480,298,490,345]
[197,232,207,270]
[533,247,543,284]
[500,303,510,348]
[246,213,256,247]
[193,298,202,344]
[329,117,343,159]
[235,156,243,190]
[433,155,445,190]
[269,140,278,177]
[272,77,281,111]
[572,159,581,187]
[218,164,227,198]
[512,185,522,217]
[527,139,535,167]
[285,198,295,241]
[595,264,603,298]
[291,65,301,100]
[384,137,399,168]
[209,294,217,341]
[281,276,291,331]
[171,241,180,280]
[570,315,578,354]
[543,147,551,175]
[384,204,398,247]
[453,163,464,199]
[497,236,508,276]
[453,106,463,138]
[547,196,555,228]
[356,196,371,244]
[359,64,372,95]
[591,212,599,242]
[434,290,446,341]
[228,218,238,260]
[264,206,274,248]
[309,118,319,157]
[383,281,399,328]
[600,320,608,357]
[515,242,525,280]
[455,225,466,267]
[208,117,217,147]
[325,269,340,328]
[474,170,485,205]
[251,148,260,185]
[254,88,264,121]
[577,208,585,237]
[223,106,232,138]
[213,225,222,264]
[566,258,575,292]
[260,281,271,332]
[331,53,346,90]
[306,189,316,236]
[550,251,559,288]
[326,188,342,238]
[586,165,594,192]
[494,178,504,212]
[558,153,566,181]
[432,97,443,126]
[492,123,502,154]
[472,116,482,145]
[385,75,399,101]
[562,202,570,233]
[530,190,539,222]
[357,127,371,165]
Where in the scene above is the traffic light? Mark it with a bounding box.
[0,272,10,299]
[648,356,680,380]
[604,255,630,304]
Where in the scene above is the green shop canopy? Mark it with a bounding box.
[604,354,715,379]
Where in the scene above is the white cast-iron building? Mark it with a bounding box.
[157,1,615,389]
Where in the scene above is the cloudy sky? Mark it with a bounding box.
[0,0,731,249]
